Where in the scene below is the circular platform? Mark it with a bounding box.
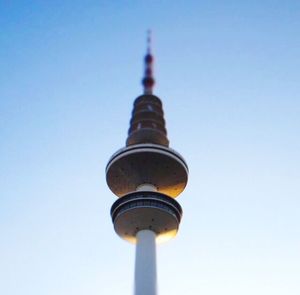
[111,191,183,243]
[106,144,188,198]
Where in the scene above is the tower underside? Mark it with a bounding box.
[106,143,188,198]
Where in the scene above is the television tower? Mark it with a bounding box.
[106,33,188,295]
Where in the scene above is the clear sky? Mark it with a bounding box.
[0,1,299,294]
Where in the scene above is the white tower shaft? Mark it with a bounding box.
[134,230,157,295]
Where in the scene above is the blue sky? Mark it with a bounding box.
[0,1,299,294]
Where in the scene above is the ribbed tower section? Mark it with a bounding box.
[126,50,169,147]
[106,35,188,295]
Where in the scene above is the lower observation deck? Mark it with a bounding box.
[111,191,182,243]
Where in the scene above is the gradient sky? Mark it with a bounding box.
[1,1,299,295]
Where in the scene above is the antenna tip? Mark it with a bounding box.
[147,30,152,53]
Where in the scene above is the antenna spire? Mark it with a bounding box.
[147,29,151,53]
[142,30,155,94]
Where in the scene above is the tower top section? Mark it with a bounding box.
[126,32,169,147]
[142,30,155,94]
[106,35,188,199]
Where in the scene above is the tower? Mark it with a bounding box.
[106,34,188,295]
